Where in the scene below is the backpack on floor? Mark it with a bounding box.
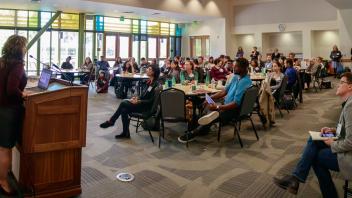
[281,94,296,110]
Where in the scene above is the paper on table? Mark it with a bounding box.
[309,131,338,141]
[205,93,215,104]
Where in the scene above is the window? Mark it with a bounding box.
[170,24,176,36]
[160,23,169,36]
[85,15,94,31]
[159,38,168,59]
[51,31,59,65]
[147,21,160,35]
[132,20,139,34]
[0,30,15,54]
[119,36,130,59]
[60,32,78,67]
[0,10,15,27]
[28,11,39,28]
[85,32,93,59]
[132,35,139,61]
[40,32,51,68]
[190,36,210,57]
[60,13,79,30]
[105,35,116,59]
[28,31,38,75]
[16,11,28,27]
[104,17,131,33]
[148,37,157,59]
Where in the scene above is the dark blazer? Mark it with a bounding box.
[139,80,159,107]
[330,50,342,62]
[271,52,281,60]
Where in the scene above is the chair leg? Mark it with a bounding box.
[234,122,243,148]
[159,120,165,148]
[135,118,140,133]
[276,102,283,118]
[239,120,242,131]
[249,117,259,140]
[148,129,154,144]
[217,121,221,142]
[344,180,348,198]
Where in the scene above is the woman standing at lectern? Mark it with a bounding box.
[0,35,29,196]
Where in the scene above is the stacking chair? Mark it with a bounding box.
[129,86,162,144]
[312,65,323,92]
[159,88,189,148]
[217,86,260,148]
[274,76,289,118]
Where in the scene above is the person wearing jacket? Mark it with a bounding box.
[273,72,352,198]
[330,45,343,77]
[99,65,160,139]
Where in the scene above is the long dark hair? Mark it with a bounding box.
[0,35,27,70]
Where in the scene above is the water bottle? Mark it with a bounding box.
[205,71,210,86]
[172,76,176,86]
[180,71,185,84]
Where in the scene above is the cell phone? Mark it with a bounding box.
[321,133,336,138]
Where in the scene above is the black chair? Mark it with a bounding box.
[129,86,162,144]
[312,65,323,92]
[159,88,190,148]
[344,180,352,198]
[274,76,289,118]
[217,86,260,148]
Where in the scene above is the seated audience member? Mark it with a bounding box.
[236,46,244,59]
[112,57,123,75]
[61,56,73,69]
[250,46,260,61]
[150,58,159,68]
[273,72,352,198]
[249,60,261,73]
[178,58,252,143]
[80,57,94,84]
[96,71,109,93]
[210,59,228,82]
[180,60,199,82]
[264,55,273,69]
[166,60,181,83]
[193,58,205,83]
[198,56,205,69]
[161,59,171,75]
[205,56,215,70]
[129,57,140,73]
[140,57,149,73]
[61,56,74,81]
[271,48,281,60]
[304,59,317,89]
[268,60,284,95]
[294,58,301,70]
[284,58,297,90]
[99,65,160,139]
[97,56,110,72]
[288,52,295,60]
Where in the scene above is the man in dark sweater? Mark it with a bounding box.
[61,56,73,69]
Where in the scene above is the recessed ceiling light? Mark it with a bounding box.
[152,13,161,15]
[31,0,41,2]
[122,11,134,14]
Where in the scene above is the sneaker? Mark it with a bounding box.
[115,133,130,139]
[178,132,195,144]
[100,121,114,128]
[198,111,219,126]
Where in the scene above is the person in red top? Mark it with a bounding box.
[0,35,28,196]
[210,58,228,82]
[96,71,109,93]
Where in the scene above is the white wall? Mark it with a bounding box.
[262,32,303,57]
[233,34,255,59]
[312,30,340,59]
[182,18,226,57]
[233,0,337,26]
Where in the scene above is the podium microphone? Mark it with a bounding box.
[51,63,74,86]
[29,55,74,86]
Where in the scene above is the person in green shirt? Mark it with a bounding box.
[180,60,198,83]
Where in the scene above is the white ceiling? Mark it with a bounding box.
[0,0,218,23]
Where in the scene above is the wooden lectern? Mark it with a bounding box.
[12,79,88,198]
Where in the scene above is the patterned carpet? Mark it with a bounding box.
[78,77,345,198]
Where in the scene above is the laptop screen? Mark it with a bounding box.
[38,69,52,90]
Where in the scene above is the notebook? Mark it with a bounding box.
[309,131,338,141]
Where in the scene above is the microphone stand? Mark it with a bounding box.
[52,64,74,86]
[29,55,74,86]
